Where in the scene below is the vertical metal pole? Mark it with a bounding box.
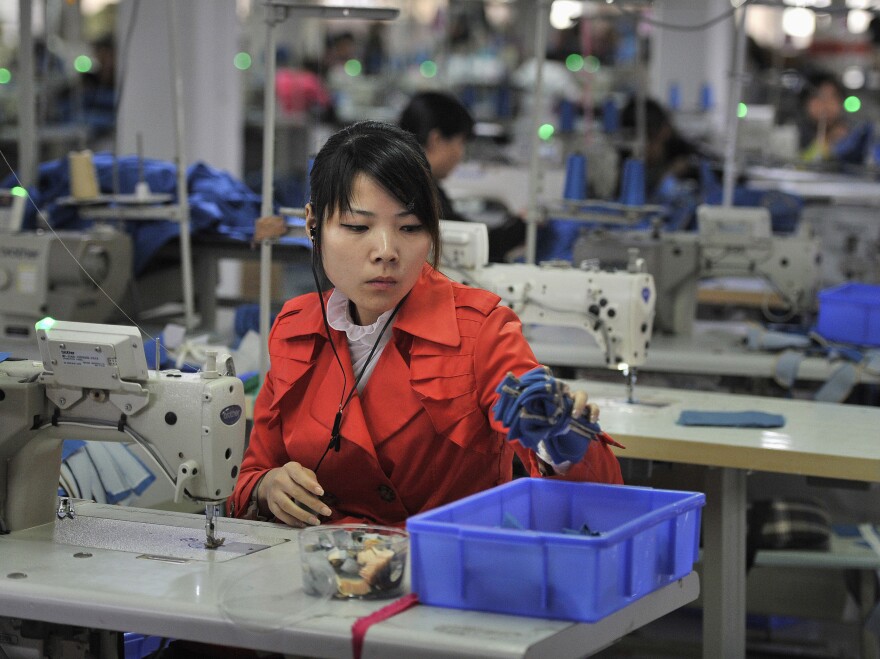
[722,4,748,208]
[259,8,281,381]
[168,0,197,330]
[702,466,748,659]
[18,0,36,187]
[634,15,646,162]
[525,0,549,265]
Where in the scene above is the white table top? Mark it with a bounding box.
[576,378,880,483]
[530,320,880,385]
[0,502,698,658]
[746,166,880,204]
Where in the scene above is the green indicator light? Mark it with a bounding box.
[74,55,92,73]
[538,123,555,140]
[584,56,600,73]
[737,102,747,118]
[344,59,362,77]
[419,60,437,78]
[844,96,861,113]
[0,68,10,84]
[35,317,56,332]
[11,186,26,197]
[233,52,252,71]
[565,54,584,72]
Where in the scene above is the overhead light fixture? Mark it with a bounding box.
[842,66,866,89]
[782,7,816,39]
[263,1,398,20]
[550,0,583,30]
[847,8,872,32]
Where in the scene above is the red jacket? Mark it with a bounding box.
[230,265,622,526]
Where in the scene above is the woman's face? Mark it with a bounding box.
[808,82,842,124]
[307,173,432,326]
[426,131,466,180]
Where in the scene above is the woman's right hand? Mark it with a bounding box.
[257,462,332,527]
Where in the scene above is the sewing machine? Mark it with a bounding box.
[572,205,821,335]
[0,319,246,546]
[0,226,133,342]
[440,220,656,401]
[0,189,25,232]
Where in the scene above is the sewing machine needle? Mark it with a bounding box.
[204,503,225,549]
[625,367,637,405]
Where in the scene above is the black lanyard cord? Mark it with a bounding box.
[310,257,407,474]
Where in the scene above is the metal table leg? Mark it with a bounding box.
[702,466,748,659]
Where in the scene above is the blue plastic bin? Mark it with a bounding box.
[123,633,164,659]
[817,283,880,346]
[407,480,704,622]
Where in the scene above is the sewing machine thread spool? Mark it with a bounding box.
[668,83,682,112]
[602,98,619,135]
[563,153,587,200]
[700,83,714,112]
[619,158,646,206]
[559,99,576,134]
[69,150,100,199]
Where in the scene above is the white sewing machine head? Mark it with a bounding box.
[0,226,133,343]
[0,188,25,233]
[572,205,821,335]
[0,320,246,533]
[439,221,656,371]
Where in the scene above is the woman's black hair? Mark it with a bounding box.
[398,91,475,147]
[799,70,844,105]
[309,120,441,283]
[620,97,672,142]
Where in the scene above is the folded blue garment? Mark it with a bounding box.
[59,441,156,504]
[677,410,785,428]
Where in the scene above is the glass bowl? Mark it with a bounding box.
[299,524,408,599]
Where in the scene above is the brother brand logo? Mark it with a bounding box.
[220,404,242,426]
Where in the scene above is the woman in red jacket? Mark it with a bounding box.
[230,121,622,528]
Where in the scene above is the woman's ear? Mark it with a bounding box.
[425,128,443,154]
[305,203,317,240]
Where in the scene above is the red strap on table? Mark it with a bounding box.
[351,592,419,659]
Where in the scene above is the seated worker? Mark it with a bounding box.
[398,90,526,262]
[797,71,870,164]
[230,121,622,528]
[274,48,336,124]
[619,96,702,203]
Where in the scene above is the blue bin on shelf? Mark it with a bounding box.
[817,283,880,347]
[124,633,164,659]
[407,479,705,623]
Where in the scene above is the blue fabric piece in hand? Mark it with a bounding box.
[493,366,602,464]
[677,410,785,428]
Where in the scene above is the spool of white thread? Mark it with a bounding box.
[69,150,100,199]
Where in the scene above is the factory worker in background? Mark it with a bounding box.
[398,90,526,263]
[797,70,872,164]
[230,121,622,528]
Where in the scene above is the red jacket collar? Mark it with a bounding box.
[393,264,461,347]
[277,263,461,348]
